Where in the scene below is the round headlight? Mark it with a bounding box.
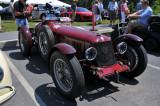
[116,42,127,54]
[85,47,97,61]
[0,67,4,81]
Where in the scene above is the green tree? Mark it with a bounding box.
[152,0,160,14]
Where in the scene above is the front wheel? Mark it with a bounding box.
[50,51,85,99]
[119,43,148,78]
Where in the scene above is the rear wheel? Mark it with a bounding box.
[38,25,55,61]
[18,31,31,56]
[50,51,85,99]
[119,43,148,78]
[144,38,158,51]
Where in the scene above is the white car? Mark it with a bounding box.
[0,50,16,104]
[32,4,47,19]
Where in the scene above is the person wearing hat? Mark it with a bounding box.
[126,0,153,33]
[13,0,30,29]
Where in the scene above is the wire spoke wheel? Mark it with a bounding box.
[50,51,85,99]
[54,59,73,92]
[38,32,48,56]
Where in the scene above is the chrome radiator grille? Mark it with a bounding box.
[93,41,116,67]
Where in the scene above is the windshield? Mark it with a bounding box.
[38,5,46,11]
[76,7,90,12]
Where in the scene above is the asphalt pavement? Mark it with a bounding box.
[2,43,160,106]
[0,27,160,106]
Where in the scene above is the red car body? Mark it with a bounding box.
[61,7,93,21]
[19,16,147,99]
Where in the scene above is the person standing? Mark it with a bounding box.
[71,1,77,22]
[136,0,143,11]
[108,0,118,26]
[13,0,29,29]
[92,0,101,25]
[98,0,104,23]
[120,0,129,23]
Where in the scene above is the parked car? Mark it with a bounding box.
[112,15,160,51]
[61,7,93,21]
[0,50,16,104]
[0,6,13,19]
[132,15,160,51]
[32,4,47,19]
[18,13,147,99]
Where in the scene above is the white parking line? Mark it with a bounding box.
[148,64,160,70]
[0,39,17,43]
[4,53,46,106]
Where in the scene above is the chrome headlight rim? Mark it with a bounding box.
[116,42,128,55]
[85,47,97,61]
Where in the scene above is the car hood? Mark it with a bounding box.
[51,24,111,43]
[76,12,92,16]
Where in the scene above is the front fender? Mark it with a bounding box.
[20,26,32,48]
[114,34,143,45]
[51,43,76,55]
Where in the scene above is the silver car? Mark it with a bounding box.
[32,4,47,19]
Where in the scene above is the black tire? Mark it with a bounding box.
[38,25,55,61]
[40,13,46,20]
[18,31,31,56]
[144,38,158,51]
[120,43,148,78]
[50,51,85,99]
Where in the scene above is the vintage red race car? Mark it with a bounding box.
[18,14,148,99]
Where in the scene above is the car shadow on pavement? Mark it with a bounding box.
[81,76,139,102]
[9,48,49,74]
[1,41,19,51]
[9,49,139,104]
[147,50,160,57]
[35,83,77,106]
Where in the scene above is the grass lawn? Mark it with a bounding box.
[1,19,111,32]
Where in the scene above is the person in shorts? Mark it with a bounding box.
[127,0,153,33]
[108,0,118,26]
[13,0,29,30]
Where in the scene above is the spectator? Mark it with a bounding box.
[108,0,118,26]
[13,0,29,29]
[71,1,77,22]
[136,0,143,11]
[120,0,129,23]
[98,0,104,22]
[25,4,33,19]
[92,0,101,25]
[118,0,122,21]
[127,0,153,33]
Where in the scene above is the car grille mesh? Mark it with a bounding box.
[93,41,116,67]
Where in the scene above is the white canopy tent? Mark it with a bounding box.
[26,0,71,7]
[0,0,11,4]
[48,0,70,7]
[0,0,70,7]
